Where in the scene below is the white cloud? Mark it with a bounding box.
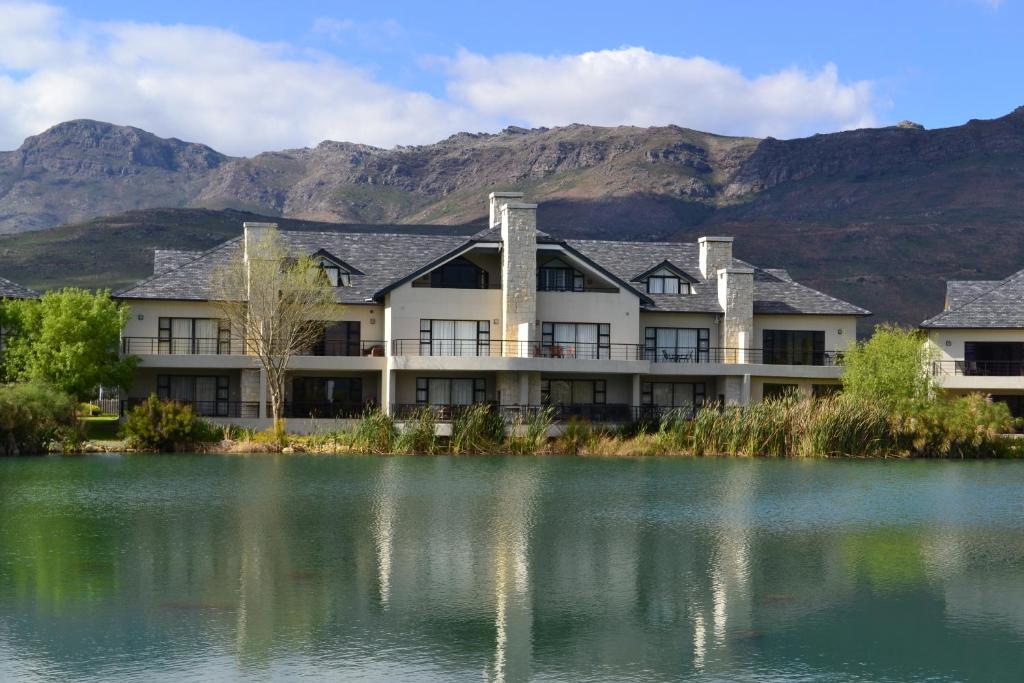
[0,2,880,155]
[446,47,877,139]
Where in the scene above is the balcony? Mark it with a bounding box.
[391,340,843,366]
[932,360,1024,377]
[122,337,385,357]
[121,398,260,418]
[390,403,635,423]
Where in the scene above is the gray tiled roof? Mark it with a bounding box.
[154,250,204,275]
[921,269,1024,328]
[0,276,38,299]
[567,239,869,316]
[116,231,471,304]
[115,227,869,316]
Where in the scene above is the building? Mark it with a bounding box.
[921,268,1024,418]
[114,192,869,429]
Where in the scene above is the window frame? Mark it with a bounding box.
[415,377,487,405]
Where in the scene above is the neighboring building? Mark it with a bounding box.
[114,192,869,428]
[921,269,1024,418]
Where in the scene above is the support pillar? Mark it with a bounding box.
[382,368,397,415]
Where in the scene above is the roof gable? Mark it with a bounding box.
[922,268,1024,328]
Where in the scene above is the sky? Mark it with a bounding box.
[0,0,1020,155]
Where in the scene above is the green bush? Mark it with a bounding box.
[0,382,77,455]
[898,393,1017,458]
[556,417,597,456]
[396,408,440,454]
[450,405,506,454]
[508,407,554,455]
[78,402,103,417]
[122,395,204,452]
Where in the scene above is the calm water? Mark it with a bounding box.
[1,456,1023,682]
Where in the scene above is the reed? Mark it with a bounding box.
[450,405,506,454]
[351,409,398,454]
[507,407,554,455]
[395,407,440,454]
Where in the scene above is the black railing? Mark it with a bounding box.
[391,403,635,423]
[120,398,260,418]
[932,360,1024,377]
[392,339,643,360]
[284,402,370,419]
[122,337,385,357]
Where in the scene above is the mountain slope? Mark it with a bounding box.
[3,109,1024,331]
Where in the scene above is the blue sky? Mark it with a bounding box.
[0,0,1020,154]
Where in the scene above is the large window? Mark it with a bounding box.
[541,379,607,405]
[641,382,706,411]
[963,342,1024,376]
[292,377,363,416]
[646,268,689,294]
[541,322,610,359]
[420,320,490,356]
[538,258,584,292]
[158,317,230,354]
[157,375,229,416]
[430,257,489,289]
[416,378,486,405]
[762,330,825,365]
[645,327,709,362]
[315,321,361,356]
[320,261,351,287]
[763,383,799,400]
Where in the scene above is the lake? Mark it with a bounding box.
[1,454,1023,682]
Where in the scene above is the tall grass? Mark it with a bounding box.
[351,409,398,454]
[508,407,554,455]
[395,408,440,454]
[450,405,506,454]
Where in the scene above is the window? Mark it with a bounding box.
[763,383,799,400]
[812,384,841,398]
[320,261,351,287]
[292,377,363,416]
[420,320,490,356]
[316,321,361,356]
[641,382,706,413]
[762,330,825,365]
[645,327,709,362]
[416,377,486,405]
[157,375,229,416]
[538,258,584,292]
[646,268,689,295]
[541,379,607,405]
[541,322,610,359]
[158,317,229,354]
[430,257,488,289]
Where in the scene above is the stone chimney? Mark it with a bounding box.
[698,236,734,279]
[493,192,537,347]
[243,222,278,262]
[717,267,754,362]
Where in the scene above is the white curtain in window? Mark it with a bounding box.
[572,382,595,404]
[194,377,217,415]
[553,324,576,347]
[676,329,698,353]
[656,329,677,358]
[194,319,218,354]
[428,379,450,405]
[653,383,673,406]
[431,321,455,356]
[455,320,478,356]
[663,278,680,294]
[450,379,474,405]
[171,319,192,354]
[169,376,194,401]
[576,324,599,359]
[549,380,572,405]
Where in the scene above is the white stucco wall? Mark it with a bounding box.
[925,328,1024,363]
[536,290,641,345]
[386,284,503,345]
[753,315,858,352]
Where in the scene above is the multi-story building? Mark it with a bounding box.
[921,268,1024,418]
[115,192,869,429]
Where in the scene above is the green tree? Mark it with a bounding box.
[841,324,933,410]
[2,289,137,400]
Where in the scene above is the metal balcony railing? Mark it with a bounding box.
[932,360,1024,377]
[121,337,385,357]
[120,398,260,418]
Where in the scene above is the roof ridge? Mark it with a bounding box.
[930,267,1024,320]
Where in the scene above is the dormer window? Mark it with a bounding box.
[320,262,351,287]
[647,268,689,294]
[539,258,584,292]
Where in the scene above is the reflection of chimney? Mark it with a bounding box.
[698,236,733,279]
[492,192,537,345]
[243,222,277,262]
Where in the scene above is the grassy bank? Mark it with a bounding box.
[201,395,1021,459]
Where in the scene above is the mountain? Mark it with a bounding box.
[2,109,1024,332]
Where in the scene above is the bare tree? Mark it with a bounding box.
[213,226,337,441]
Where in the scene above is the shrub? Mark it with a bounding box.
[0,382,77,455]
[556,417,597,456]
[122,395,204,452]
[897,393,1017,458]
[450,405,506,454]
[78,402,103,417]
